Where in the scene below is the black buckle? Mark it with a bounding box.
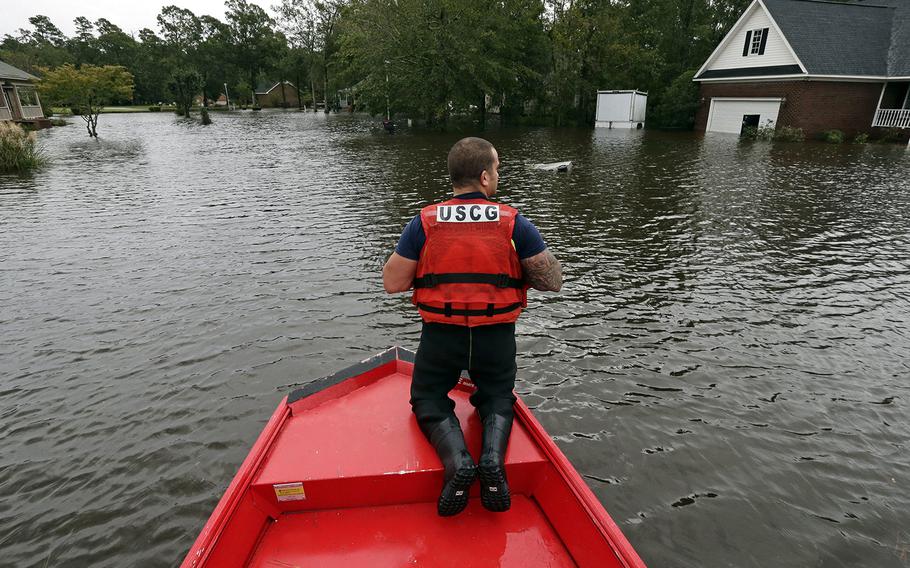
[422,274,438,288]
[495,274,510,288]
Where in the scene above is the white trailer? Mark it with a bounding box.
[595,90,648,129]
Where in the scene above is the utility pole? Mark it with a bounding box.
[385,60,390,121]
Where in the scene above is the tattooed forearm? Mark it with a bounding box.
[521,249,562,292]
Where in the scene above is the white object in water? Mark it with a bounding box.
[595,90,647,129]
[534,161,572,172]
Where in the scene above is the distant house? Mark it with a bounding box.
[693,0,910,139]
[0,59,47,126]
[254,81,299,108]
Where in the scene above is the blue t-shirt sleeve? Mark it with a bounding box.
[512,214,547,259]
[394,215,426,261]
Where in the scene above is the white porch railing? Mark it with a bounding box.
[872,108,910,128]
[20,105,44,120]
[0,107,11,121]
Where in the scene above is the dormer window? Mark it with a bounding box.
[750,29,764,54]
[743,27,769,56]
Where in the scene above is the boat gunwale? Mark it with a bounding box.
[180,399,291,568]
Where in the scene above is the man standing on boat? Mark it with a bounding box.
[383,137,562,517]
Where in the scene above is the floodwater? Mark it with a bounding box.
[1,111,908,567]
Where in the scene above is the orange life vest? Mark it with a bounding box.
[412,198,527,326]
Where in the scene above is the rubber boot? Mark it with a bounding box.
[479,413,512,512]
[422,417,477,517]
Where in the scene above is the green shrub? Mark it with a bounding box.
[148,105,162,112]
[822,129,845,143]
[650,69,700,129]
[0,122,45,173]
[49,118,68,127]
[852,133,869,144]
[773,125,805,142]
[879,127,903,143]
[200,107,212,125]
[741,119,776,141]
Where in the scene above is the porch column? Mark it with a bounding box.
[9,84,22,120]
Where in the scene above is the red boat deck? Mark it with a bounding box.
[182,348,645,568]
[247,498,576,567]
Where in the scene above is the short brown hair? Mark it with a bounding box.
[447,137,495,188]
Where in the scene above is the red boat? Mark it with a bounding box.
[181,347,646,567]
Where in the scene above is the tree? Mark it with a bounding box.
[69,17,98,65]
[649,69,700,129]
[273,0,320,109]
[168,68,202,117]
[93,19,137,68]
[157,5,202,63]
[129,29,170,103]
[338,0,546,126]
[226,0,283,100]
[38,64,134,137]
[134,28,171,103]
[1,15,73,73]
[197,16,235,106]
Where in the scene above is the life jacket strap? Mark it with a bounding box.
[414,273,524,289]
[417,302,523,317]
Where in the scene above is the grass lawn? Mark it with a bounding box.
[50,105,178,115]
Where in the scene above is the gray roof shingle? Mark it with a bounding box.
[763,0,895,76]
[0,60,38,82]
[877,0,910,75]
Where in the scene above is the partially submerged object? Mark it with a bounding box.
[595,90,647,129]
[180,347,646,568]
[534,160,573,172]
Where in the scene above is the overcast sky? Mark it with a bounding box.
[2,0,275,39]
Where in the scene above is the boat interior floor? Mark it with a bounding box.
[247,496,577,567]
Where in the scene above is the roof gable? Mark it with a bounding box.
[255,81,297,94]
[698,0,910,80]
[695,0,805,80]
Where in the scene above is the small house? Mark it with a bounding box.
[0,59,47,127]
[254,81,300,108]
[693,0,910,139]
[595,90,647,129]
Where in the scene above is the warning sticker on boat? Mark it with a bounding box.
[273,482,306,501]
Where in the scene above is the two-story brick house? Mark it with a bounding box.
[693,0,909,139]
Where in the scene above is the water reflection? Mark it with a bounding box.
[0,112,908,567]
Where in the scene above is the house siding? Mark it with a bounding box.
[256,84,300,108]
[705,3,800,72]
[695,81,886,138]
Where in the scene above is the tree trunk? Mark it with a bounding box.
[479,91,486,129]
[323,72,329,113]
[296,69,303,110]
[311,78,317,113]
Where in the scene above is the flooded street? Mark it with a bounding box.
[1,111,909,567]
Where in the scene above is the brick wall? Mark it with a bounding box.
[257,84,300,108]
[694,81,886,138]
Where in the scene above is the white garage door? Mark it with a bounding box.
[707,98,783,134]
